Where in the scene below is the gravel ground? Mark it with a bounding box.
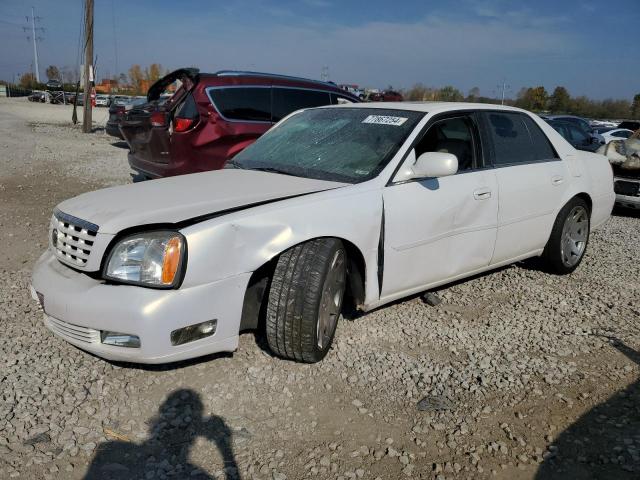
[0,97,639,480]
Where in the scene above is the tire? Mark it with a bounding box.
[541,197,590,274]
[266,238,346,363]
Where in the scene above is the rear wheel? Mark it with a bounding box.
[541,197,590,274]
[266,238,346,363]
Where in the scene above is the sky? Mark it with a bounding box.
[0,0,638,100]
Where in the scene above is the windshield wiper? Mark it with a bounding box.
[224,159,244,169]
[248,167,299,177]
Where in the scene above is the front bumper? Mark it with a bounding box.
[31,251,251,364]
[614,177,640,209]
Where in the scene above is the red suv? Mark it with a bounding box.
[121,69,360,180]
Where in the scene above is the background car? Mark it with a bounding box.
[45,80,62,91]
[120,68,360,181]
[28,91,46,102]
[105,97,148,139]
[546,119,602,152]
[95,95,110,107]
[618,120,640,132]
[368,90,404,102]
[541,114,604,144]
[601,128,633,144]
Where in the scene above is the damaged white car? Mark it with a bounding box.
[31,103,615,364]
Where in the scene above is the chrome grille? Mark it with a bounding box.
[45,316,100,344]
[51,209,99,268]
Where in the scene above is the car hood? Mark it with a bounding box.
[56,170,347,234]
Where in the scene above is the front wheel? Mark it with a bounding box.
[266,238,346,363]
[541,197,590,274]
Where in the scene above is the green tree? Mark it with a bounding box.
[632,94,640,120]
[45,65,60,81]
[515,86,548,111]
[437,85,464,102]
[549,86,571,113]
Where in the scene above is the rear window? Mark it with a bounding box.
[484,112,556,165]
[208,87,271,122]
[272,88,331,122]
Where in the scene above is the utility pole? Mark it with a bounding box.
[497,78,511,105]
[83,0,94,133]
[24,7,44,83]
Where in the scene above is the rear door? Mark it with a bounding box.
[480,111,570,264]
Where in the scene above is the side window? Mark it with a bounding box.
[174,93,198,120]
[484,112,556,165]
[208,87,271,122]
[568,125,589,144]
[522,116,557,160]
[415,116,477,171]
[272,88,331,122]
[613,130,631,138]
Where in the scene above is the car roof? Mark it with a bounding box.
[326,101,527,115]
[198,70,357,98]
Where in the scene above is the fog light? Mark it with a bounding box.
[100,331,141,348]
[170,319,217,346]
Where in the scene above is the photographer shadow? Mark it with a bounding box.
[535,337,640,479]
[84,388,240,479]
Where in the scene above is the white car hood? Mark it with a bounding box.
[56,169,347,234]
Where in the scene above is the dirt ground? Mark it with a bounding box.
[0,97,638,480]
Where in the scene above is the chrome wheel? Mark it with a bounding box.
[317,249,346,350]
[560,206,589,267]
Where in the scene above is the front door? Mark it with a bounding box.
[382,113,499,300]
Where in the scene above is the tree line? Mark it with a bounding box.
[14,63,170,95]
[402,84,640,119]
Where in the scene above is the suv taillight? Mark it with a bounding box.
[114,105,125,115]
[173,117,194,132]
[150,111,166,127]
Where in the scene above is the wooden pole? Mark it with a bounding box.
[82,0,94,133]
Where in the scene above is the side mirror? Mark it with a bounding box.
[394,150,458,182]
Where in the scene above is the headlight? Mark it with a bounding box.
[104,231,186,288]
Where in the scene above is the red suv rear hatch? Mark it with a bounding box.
[120,69,199,169]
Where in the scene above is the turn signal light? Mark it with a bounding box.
[161,237,182,285]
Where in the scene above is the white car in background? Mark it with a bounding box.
[601,128,634,144]
[31,103,615,364]
[95,95,110,107]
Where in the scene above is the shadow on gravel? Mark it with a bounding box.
[535,337,640,479]
[110,141,129,149]
[84,388,240,480]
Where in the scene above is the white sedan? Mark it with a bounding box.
[601,128,634,144]
[31,103,615,364]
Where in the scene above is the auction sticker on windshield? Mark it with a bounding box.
[362,115,408,126]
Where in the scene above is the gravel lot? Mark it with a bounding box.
[1,97,639,480]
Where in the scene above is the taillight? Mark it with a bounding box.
[173,117,194,132]
[150,111,166,127]
[114,106,125,116]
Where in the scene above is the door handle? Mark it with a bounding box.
[551,175,564,185]
[473,188,492,200]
